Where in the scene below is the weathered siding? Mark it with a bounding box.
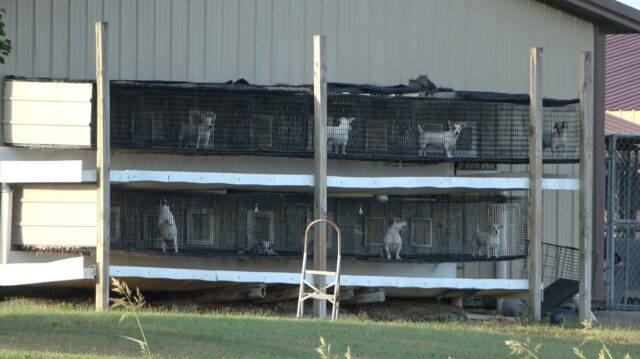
[13,185,97,247]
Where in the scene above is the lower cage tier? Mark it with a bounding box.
[110,189,529,262]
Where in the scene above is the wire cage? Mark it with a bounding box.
[520,243,598,288]
[108,80,580,163]
[605,135,640,308]
[111,188,528,262]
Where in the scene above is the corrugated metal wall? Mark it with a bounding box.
[0,0,594,279]
[0,0,592,97]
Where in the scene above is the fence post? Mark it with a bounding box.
[606,135,616,308]
[528,47,543,321]
[95,21,111,312]
[579,52,593,321]
[313,35,328,319]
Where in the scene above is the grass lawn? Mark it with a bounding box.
[0,299,639,359]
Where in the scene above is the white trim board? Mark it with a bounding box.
[0,256,93,285]
[109,265,529,291]
[85,170,578,191]
[0,160,83,183]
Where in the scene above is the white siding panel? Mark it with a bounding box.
[170,1,189,81]
[15,186,97,247]
[3,125,91,146]
[3,81,92,146]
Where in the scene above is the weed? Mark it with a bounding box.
[316,336,352,359]
[110,278,151,358]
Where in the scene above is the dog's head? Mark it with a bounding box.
[338,117,356,128]
[448,120,464,137]
[202,112,216,131]
[488,223,503,235]
[553,121,567,136]
[159,198,171,214]
[391,219,408,231]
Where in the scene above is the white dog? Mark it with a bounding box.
[179,110,216,149]
[417,120,464,158]
[384,219,407,260]
[327,117,355,154]
[475,223,502,258]
[158,198,178,253]
[543,121,568,153]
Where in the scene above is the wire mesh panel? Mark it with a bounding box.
[107,80,579,163]
[520,243,598,288]
[605,135,640,309]
[111,189,528,262]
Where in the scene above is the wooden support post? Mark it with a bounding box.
[0,184,13,264]
[95,22,111,312]
[313,35,328,319]
[579,52,593,321]
[528,47,543,321]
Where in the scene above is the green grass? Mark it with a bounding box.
[0,299,639,359]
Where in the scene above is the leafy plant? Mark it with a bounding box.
[316,336,352,359]
[110,278,152,358]
[0,9,12,64]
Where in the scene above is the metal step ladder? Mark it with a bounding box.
[296,219,342,320]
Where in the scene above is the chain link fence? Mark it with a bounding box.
[606,135,640,309]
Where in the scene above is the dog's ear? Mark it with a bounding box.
[562,121,567,128]
[553,122,559,130]
[348,117,355,123]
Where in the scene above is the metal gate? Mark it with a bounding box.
[606,135,640,309]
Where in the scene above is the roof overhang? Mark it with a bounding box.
[537,0,640,33]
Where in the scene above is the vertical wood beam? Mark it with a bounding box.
[579,51,594,321]
[528,47,543,321]
[95,21,111,312]
[313,35,328,319]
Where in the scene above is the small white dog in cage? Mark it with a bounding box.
[179,110,216,149]
[327,117,355,154]
[543,121,568,153]
[475,223,503,258]
[384,219,407,260]
[158,198,178,253]
[417,120,464,157]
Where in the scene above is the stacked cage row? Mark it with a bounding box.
[606,135,640,308]
[109,81,580,163]
[110,189,528,262]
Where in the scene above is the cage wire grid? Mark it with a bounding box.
[110,188,528,262]
[106,81,580,163]
[520,243,599,288]
[606,135,640,308]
